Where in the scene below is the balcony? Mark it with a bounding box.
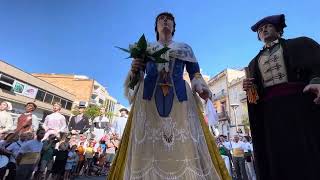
[212,90,226,101]
[92,89,100,96]
[218,111,229,121]
[89,99,98,105]
[239,91,247,101]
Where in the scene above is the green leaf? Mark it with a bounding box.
[131,48,141,58]
[137,34,147,52]
[152,47,170,57]
[84,105,100,119]
[154,57,168,63]
[115,46,130,53]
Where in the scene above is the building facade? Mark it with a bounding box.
[105,94,117,120]
[32,73,119,117]
[228,76,249,136]
[207,68,248,138]
[0,60,75,124]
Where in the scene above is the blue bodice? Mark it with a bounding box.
[143,59,200,117]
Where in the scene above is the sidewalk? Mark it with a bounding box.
[75,175,106,180]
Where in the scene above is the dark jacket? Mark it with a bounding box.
[247,37,320,180]
[68,115,90,133]
[247,37,320,98]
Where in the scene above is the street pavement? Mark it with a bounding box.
[75,175,106,180]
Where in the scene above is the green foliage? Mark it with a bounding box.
[137,34,147,52]
[116,34,171,89]
[114,46,130,53]
[106,111,113,116]
[84,105,100,119]
[242,115,250,133]
[154,56,169,63]
[152,46,170,57]
[71,109,79,116]
[116,34,170,61]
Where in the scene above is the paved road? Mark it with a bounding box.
[75,175,106,180]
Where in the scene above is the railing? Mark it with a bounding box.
[239,91,247,101]
[89,99,97,104]
[217,111,229,121]
[92,89,99,95]
[212,91,226,101]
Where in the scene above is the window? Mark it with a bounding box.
[66,101,73,110]
[35,90,46,101]
[60,99,67,108]
[0,83,12,91]
[99,98,104,104]
[44,93,53,104]
[0,74,14,91]
[0,74,14,84]
[91,94,97,99]
[53,96,61,104]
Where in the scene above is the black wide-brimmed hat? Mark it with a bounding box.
[119,108,129,113]
[251,14,286,32]
[78,101,86,109]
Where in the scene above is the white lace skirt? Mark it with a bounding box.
[124,81,221,180]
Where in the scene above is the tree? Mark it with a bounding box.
[106,111,115,122]
[71,109,80,116]
[242,114,251,135]
[84,105,100,119]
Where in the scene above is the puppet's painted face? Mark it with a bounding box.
[258,23,280,43]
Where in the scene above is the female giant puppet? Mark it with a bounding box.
[108,12,230,180]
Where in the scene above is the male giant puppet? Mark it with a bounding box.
[243,14,320,180]
[69,104,90,134]
[43,102,68,139]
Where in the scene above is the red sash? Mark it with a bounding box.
[16,114,33,133]
[262,82,306,102]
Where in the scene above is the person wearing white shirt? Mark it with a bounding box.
[113,108,129,138]
[64,145,77,180]
[92,107,110,141]
[0,101,14,137]
[204,99,219,136]
[243,136,256,180]
[16,128,45,180]
[217,135,232,176]
[43,102,68,140]
[0,132,19,180]
[231,135,248,180]
[222,138,232,151]
[5,133,28,180]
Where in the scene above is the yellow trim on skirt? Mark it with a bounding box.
[107,103,231,180]
[107,104,134,180]
[196,108,232,180]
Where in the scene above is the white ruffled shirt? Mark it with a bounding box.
[113,116,128,138]
[43,112,67,132]
[205,100,218,127]
[0,110,14,133]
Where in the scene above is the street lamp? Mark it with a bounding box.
[230,103,239,135]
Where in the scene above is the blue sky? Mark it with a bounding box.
[0,0,319,107]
